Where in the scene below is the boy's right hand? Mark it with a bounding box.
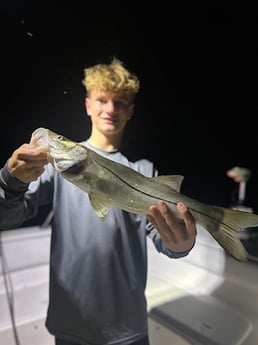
[7,137,50,183]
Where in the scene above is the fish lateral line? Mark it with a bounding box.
[89,153,235,227]
[89,151,182,202]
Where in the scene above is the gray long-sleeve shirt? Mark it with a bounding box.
[0,142,190,345]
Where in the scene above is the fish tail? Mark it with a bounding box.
[203,207,258,261]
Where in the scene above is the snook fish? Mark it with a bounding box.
[32,127,258,262]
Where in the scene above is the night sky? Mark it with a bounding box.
[1,3,257,215]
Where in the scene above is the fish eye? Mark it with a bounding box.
[57,135,64,141]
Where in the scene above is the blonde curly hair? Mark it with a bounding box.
[82,58,140,104]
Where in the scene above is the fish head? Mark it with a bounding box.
[32,127,88,176]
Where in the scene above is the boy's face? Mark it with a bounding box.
[85,89,134,137]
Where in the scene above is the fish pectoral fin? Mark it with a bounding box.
[153,175,184,192]
[89,194,111,221]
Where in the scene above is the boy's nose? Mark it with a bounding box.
[105,100,116,113]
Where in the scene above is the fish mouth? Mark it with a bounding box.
[32,127,51,146]
[33,127,88,177]
[54,159,86,176]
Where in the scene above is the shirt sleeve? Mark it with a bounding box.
[0,163,53,230]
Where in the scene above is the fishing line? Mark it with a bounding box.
[0,231,21,345]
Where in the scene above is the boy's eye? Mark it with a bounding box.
[96,98,129,109]
[96,98,106,104]
[115,100,126,106]
[114,100,129,108]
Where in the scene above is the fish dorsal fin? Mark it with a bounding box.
[153,175,184,192]
[89,194,111,221]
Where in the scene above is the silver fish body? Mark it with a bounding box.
[32,127,258,262]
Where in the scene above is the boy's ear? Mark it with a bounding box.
[127,104,134,120]
[85,97,91,116]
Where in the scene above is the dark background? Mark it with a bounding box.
[1,3,258,223]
